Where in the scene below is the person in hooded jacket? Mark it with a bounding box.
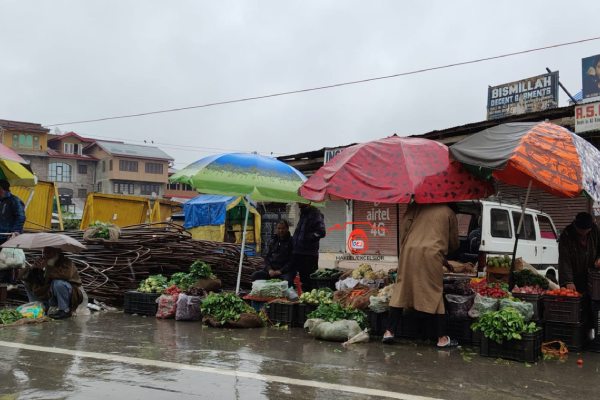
[288,204,326,291]
[251,220,293,282]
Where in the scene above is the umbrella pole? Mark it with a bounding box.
[235,199,251,295]
[509,180,532,287]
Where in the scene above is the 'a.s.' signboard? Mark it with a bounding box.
[486,72,559,120]
[575,101,600,133]
[582,54,600,100]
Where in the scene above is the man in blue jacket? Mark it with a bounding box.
[289,204,326,291]
[0,179,25,283]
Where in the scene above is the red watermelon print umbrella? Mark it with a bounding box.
[299,135,494,204]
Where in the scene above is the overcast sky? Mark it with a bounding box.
[1,1,598,168]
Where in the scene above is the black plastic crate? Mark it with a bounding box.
[512,293,544,321]
[543,296,583,324]
[368,311,389,337]
[266,302,296,325]
[294,303,317,327]
[589,271,600,301]
[124,291,161,316]
[544,321,587,351]
[589,301,600,352]
[480,329,543,363]
[446,317,477,345]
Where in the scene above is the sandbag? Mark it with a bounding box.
[203,312,264,329]
[304,318,362,342]
[156,294,179,319]
[175,294,203,321]
[0,248,25,270]
[468,293,499,318]
[499,299,534,322]
[369,295,390,313]
[83,225,120,242]
[445,294,475,318]
[250,280,288,298]
[192,279,222,292]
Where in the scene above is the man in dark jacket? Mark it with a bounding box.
[0,179,25,243]
[558,212,600,293]
[251,220,293,281]
[289,204,326,291]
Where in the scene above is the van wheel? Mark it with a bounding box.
[546,270,557,284]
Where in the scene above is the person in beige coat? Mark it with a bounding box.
[383,203,459,347]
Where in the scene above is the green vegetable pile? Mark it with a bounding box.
[167,261,217,291]
[0,309,23,325]
[487,255,512,270]
[138,274,168,293]
[189,260,217,280]
[512,269,549,290]
[299,288,333,305]
[250,279,288,298]
[200,293,254,324]
[310,268,342,279]
[89,221,112,239]
[471,307,539,344]
[168,272,196,291]
[308,303,367,329]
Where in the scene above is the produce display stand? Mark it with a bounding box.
[544,321,587,351]
[295,303,317,327]
[479,329,543,363]
[265,301,297,325]
[543,296,584,324]
[123,291,161,316]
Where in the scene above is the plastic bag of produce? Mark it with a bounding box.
[348,288,379,310]
[250,280,288,298]
[336,277,360,291]
[369,295,390,313]
[443,278,474,296]
[445,294,475,318]
[16,302,45,319]
[192,278,222,292]
[175,294,203,321]
[156,294,179,319]
[499,299,534,322]
[304,318,363,342]
[0,248,25,269]
[468,293,499,318]
[204,312,264,329]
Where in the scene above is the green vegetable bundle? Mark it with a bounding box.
[168,272,197,291]
[307,303,367,329]
[200,293,254,324]
[189,260,216,280]
[471,307,538,344]
[0,309,23,325]
[89,221,112,239]
[511,269,549,290]
[299,288,333,305]
[138,274,168,293]
[310,268,342,279]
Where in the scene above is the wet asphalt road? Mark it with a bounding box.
[1,313,600,400]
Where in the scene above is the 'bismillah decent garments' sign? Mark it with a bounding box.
[486,71,559,120]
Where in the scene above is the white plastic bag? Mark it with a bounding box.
[74,288,90,316]
[303,318,362,342]
[0,248,25,270]
[250,280,288,298]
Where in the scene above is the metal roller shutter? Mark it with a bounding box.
[496,183,591,231]
[352,201,400,256]
[320,200,347,253]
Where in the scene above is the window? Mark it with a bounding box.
[512,212,536,241]
[64,143,82,155]
[109,159,113,171]
[456,213,473,237]
[119,160,138,172]
[490,208,512,238]
[14,133,34,149]
[145,162,163,174]
[77,189,87,198]
[141,183,161,195]
[102,160,106,172]
[48,162,72,182]
[97,182,102,192]
[78,164,88,174]
[167,182,194,191]
[538,215,558,239]
[113,182,135,195]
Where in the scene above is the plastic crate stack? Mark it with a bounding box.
[543,292,586,351]
[123,291,161,316]
[588,271,600,352]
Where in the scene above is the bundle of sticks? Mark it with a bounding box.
[54,223,264,305]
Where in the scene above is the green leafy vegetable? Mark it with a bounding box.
[89,221,112,239]
[0,309,23,325]
[200,293,254,324]
[138,274,168,293]
[471,307,539,344]
[512,269,549,290]
[189,260,216,280]
[307,303,367,328]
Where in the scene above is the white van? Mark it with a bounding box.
[453,200,559,282]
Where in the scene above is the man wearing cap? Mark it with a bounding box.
[0,179,25,243]
[558,212,600,293]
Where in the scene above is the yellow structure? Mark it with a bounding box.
[12,181,62,231]
[80,193,151,229]
[150,199,183,223]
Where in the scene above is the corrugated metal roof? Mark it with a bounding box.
[0,119,49,133]
[94,141,173,160]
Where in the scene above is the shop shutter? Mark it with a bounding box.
[496,183,590,232]
[320,201,347,252]
[352,201,400,256]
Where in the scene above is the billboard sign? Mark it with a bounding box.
[487,71,559,120]
[575,101,600,133]
[324,146,347,164]
[582,54,600,99]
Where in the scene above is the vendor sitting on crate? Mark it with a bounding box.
[251,220,293,282]
[19,247,83,319]
[559,212,600,293]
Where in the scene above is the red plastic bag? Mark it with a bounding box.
[156,293,179,319]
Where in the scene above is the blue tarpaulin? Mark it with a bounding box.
[183,194,238,229]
